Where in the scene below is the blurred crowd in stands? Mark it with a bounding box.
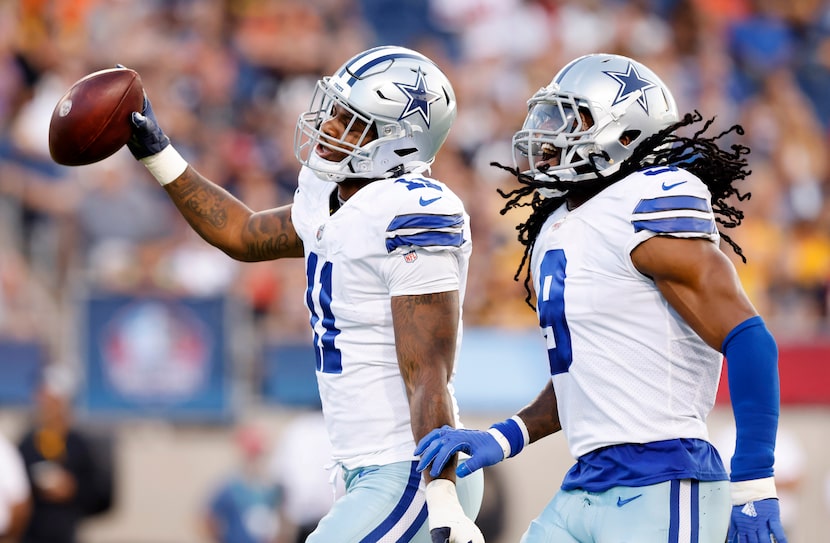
[1,0,830,374]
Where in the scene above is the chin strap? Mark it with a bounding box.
[309,151,433,182]
[400,160,431,176]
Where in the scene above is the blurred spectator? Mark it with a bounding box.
[0,242,57,344]
[73,155,179,293]
[17,366,114,543]
[203,425,281,543]
[795,1,830,130]
[0,0,827,342]
[268,410,342,543]
[726,0,797,102]
[0,431,31,543]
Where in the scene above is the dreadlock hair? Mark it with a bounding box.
[495,111,752,309]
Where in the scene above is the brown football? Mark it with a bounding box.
[48,67,144,166]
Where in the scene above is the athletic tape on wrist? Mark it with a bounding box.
[426,478,457,498]
[425,479,464,529]
[140,145,188,186]
[730,477,777,505]
[490,415,529,458]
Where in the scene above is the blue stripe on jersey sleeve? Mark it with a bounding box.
[632,217,716,235]
[634,195,710,213]
[387,213,464,231]
[385,232,465,252]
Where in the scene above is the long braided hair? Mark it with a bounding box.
[494,111,752,309]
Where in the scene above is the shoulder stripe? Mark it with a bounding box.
[386,232,464,252]
[386,212,465,253]
[632,217,717,235]
[634,195,711,214]
[387,213,463,231]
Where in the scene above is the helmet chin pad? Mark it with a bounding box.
[307,153,350,183]
[306,142,432,183]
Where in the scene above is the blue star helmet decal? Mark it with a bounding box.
[395,68,441,127]
[603,62,657,114]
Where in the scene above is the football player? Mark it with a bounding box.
[416,53,787,543]
[125,46,483,543]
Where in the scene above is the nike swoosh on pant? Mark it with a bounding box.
[616,494,643,507]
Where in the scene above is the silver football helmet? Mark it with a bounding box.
[294,46,457,182]
[513,53,679,193]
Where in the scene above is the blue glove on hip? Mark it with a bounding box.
[728,498,787,543]
[415,425,505,478]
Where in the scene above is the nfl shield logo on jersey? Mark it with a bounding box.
[403,250,418,263]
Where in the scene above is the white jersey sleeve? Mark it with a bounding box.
[381,186,468,296]
[627,165,720,252]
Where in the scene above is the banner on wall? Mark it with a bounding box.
[80,295,232,421]
[261,343,320,408]
[0,341,44,405]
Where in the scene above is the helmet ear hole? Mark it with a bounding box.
[620,130,641,146]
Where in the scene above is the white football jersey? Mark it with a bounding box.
[530,166,724,459]
[291,167,471,469]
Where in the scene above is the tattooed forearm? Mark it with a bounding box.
[244,211,304,260]
[170,178,230,229]
[163,167,302,261]
[392,291,460,480]
[245,236,294,260]
[395,291,456,310]
[394,292,458,387]
[392,292,459,424]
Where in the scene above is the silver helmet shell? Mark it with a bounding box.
[294,46,457,182]
[512,53,679,192]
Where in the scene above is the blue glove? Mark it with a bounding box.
[728,499,787,543]
[415,425,505,478]
[127,96,170,160]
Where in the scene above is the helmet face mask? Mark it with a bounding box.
[295,46,457,182]
[512,53,679,194]
[513,94,598,186]
[296,80,383,180]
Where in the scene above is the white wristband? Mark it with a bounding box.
[730,476,777,505]
[486,428,511,459]
[140,145,188,186]
[511,415,530,448]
